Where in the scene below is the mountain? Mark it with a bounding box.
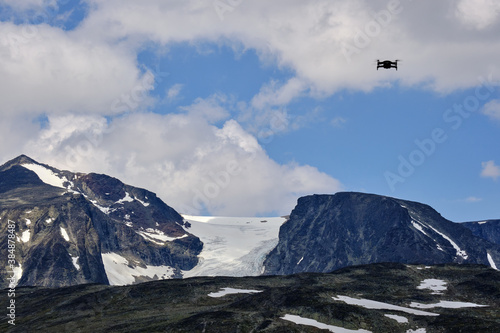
[462,220,500,245]
[263,192,500,275]
[2,263,499,332]
[0,155,202,288]
[2,155,500,289]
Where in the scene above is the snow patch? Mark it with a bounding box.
[384,314,408,323]
[406,329,426,333]
[60,227,70,242]
[487,252,498,270]
[208,287,263,298]
[21,230,30,243]
[417,279,447,294]
[22,163,67,189]
[45,218,53,224]
[425,225,468,259]
[25,218,31,226]
[117,192,134,204]
[136,229,188,244]
[411,220,429,236]
[136,197,150,207]
[281,314,372,333]
[90,200,112,214]
[297,256,304,265]
[478,221,487,224]
[11,264,23,287]
[71,256,80,270]
[332,295,439,316]
[410,300,488,309]
[101,252,175,285]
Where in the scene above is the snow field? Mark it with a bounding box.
[416,279,447,294]
[21,163,68,189]
[332,295,439,316]
[409,300,488,309]
[181,215,286,277]
[101,252,175,285]
[208,287,262,298]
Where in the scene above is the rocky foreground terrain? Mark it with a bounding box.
[1,263,499,332]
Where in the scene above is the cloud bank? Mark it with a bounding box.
[22,110,342,216]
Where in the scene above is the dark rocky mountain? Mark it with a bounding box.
[1,263,499,332]
[0,155,202,288]
[462,220,500,245]
[264,192,500,275]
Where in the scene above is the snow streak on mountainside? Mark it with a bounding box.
[181,215,287,277]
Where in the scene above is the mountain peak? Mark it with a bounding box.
[0,154,39,171]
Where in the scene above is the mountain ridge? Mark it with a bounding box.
[0,155,202,288]
[263,192,500,275]
[1,155,499,289]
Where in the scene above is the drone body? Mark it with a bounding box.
[377,60,399,70]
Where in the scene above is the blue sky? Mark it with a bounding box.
[0,0,499,221]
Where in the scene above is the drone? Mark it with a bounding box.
[376,60,399,70]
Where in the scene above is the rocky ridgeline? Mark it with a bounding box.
[0,155,202,288]
[263,192,500,275]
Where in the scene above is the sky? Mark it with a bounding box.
[0,0,499,221]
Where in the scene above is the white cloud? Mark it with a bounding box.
[456,0,500,30]
[251,78,307,110]
[166,83,183,102]
[78,0,500,94]
[21,110,342,216]
[179,94,230,123]
[331,116,347,128]
[0,0,57,10]
[2,0,499,119]
[481,160,500,181]
[0,115,40,160]
[0,22,150,116]
[482,99,500,121]
[464,196,482,203]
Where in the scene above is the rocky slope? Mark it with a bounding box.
[462,220,500,245]
[0,155,202,288]
[1,263,499,332]
[263,192,500,275]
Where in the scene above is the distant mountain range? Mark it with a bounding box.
[1,155,499,289]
